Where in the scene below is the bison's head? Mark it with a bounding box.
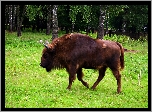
[40,43,55,72]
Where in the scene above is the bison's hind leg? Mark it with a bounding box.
[111,69,121,94]
[91,66,107,90]
[77,68,89,88]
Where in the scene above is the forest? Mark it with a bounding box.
[5,4,148,39]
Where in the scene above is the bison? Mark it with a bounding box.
[40,33,124,93]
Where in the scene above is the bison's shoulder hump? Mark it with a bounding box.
[59,33,94,42]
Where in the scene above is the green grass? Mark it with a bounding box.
[5,31,148,108]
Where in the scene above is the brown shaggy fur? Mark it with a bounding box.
[40,33,124,93]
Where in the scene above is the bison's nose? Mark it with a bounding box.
[40,63,42,66]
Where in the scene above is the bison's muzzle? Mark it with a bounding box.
[40,63,52,72]
[40,63,42,67]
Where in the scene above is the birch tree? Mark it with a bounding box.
[97,5,105,39]
[46,5,52,35]
[9,5,13,32]
[12,5,17,31]
[5,5,9,29]
[52,5,58,40]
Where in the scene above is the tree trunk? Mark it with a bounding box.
[9,5,13,32]
[17,5,26,37]
[86,25,90,35]
[12,5,17,31]
[52,5,58,40]
[97,5,105,39]
[36,16,40,32]
[5,5,9,30]
[17,5,21,36]
[122,20,126,33]
[46,5,52,35]
[65,5,70,34]
[72,22,74,33]
[105,12,109,35]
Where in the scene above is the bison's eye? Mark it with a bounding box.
[43,53,48,59]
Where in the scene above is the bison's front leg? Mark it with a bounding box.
[66,74,76,89]
[66,65,77,90]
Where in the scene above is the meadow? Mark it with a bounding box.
[5,31,148,108]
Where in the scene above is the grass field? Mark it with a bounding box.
[5,31,148,108]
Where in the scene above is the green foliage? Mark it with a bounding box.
[89,5,100,28]
[124,5,148,31]
[70,5,95,24]
[108,5,148,32]
[6,5,148,35]
[5,32,148,108]
[80,5,91,24]
[69,5,80,23]
[26,5,44,21]
[107,5,128,17]
[58,5,70,27]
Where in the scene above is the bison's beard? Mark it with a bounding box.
[45,64,53,72]
[46,67,51,72]
[40,61,53,72]
[40,64,51,72]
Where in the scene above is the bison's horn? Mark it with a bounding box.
[43,43,49,49]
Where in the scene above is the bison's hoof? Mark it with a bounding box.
[117,88,121,94]
[66,87,71,90]
[117,91,121,94]
[91,86,96,90]
[86,84,89,88]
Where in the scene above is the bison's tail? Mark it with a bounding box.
[116,42,124,70]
